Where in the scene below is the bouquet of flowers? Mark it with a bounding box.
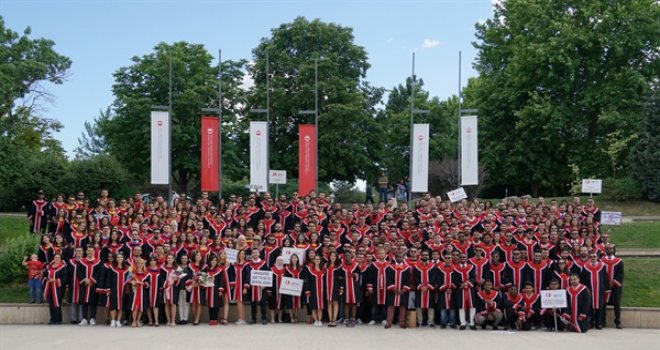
[197,272,214,288]
[168,267,187,286]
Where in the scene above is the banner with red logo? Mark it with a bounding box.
[460,115,479,185]
[250,121,268,191]
[411,123,429,192]
[298,124,316,196]
[150,111,170,185]
[201,116,219,192]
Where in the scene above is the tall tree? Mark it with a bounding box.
[633,93,660,201]
[249,17,383,186]
[75,107,110,159]
[100,42,247,193]
[472,0,659,196]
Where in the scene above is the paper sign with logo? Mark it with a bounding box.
[447,187,468,203]
[281,247,306,264]
[224,248,238,264]
[541,289,567,309]
[581,179,603,194]
[279,277,304,296]
[250,270,273,287]
[269,170,287,185]
[601,211,622,226]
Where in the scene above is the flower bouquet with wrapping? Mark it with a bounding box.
[197,271,214,288]
[168,266,186,286]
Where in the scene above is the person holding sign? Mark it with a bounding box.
[285,253,303,323]
[248,249,269,325]
[304,255,326,327]
[562,274,592,333]
[541,279,564,332]
[203,255,227,326]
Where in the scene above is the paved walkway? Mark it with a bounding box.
[1,325,659,350]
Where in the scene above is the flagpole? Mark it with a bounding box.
[168,49,173,205]
[218,49,223,201]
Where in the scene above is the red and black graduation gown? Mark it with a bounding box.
[452,263,476,309]
[581,262,608,311]
[129,271,150,312]
[203,265,227,308]
[185,263,205,304]
[38,244,54,264]
[28,199,48,233]
[96,262,112,308]
[485,261,510,291]
[67,258,82,305]
[435,263,455,310]
[229,262,250,302]
[502,292,523,326]
[525,261,551,293]
[366,260,389,305]
[304,266,325,310]
[552,270,570,289]
[325,265,341,302]
[108,265,130,310]
[248,259,268,302]
[160,265,181,305]
[338,262,362,305]
[285,266,304,309]
[101,243,129,263]
[505,260,528,292]
[76,258,102,305]
[468,257,489,291]
[562,284,592,333]
[385,262,411,307]
[475,289,502,318]
[268,266,287,310]
[518,292,540,326]
[44,262,68,308]
[413,262,436,309]
[601,256,624,305]
[147,267,163,308]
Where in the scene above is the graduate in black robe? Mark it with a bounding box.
[580,253,608,329]
[43,254,68,324]
[562,274,592,333]
[384,253,411,329]
[76,246,102,324]
[602,244,624,329]
[304,255,326,326]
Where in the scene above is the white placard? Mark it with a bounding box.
[601,211,622,226]
[225,248,238,264]
[460,115,479,186]
[281,247,306,264]
[250,121,268,192]
[269,170,287,185]
[411,124,429,193]
[541,289,567,308]
[279,276,304,296]
[250,270,273,287]
[150,111,170,185]
[447,187,468,203]
[581,179,602,194]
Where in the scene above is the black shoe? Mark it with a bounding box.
[70,321,78,325]
[29,300,34,304]
[450,324,457,329]
[459,325,466,330]
[481,324,487,330]
[546,327,554,332]
[48,321,54,325]
[470,325,477,330]
[440,325,447,329]
[493,326,498,330]
[249,320,257,325]
[616,324,623,329]
[596,324,602,330]
[261,319,268,325]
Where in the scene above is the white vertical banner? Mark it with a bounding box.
[461,115,479,186]
[250,121,268,191]
[151,111,170,185]
[411,123,429,193]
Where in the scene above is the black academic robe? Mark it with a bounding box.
[247,260,268,302]
[367,260,390,305]
[385,263,411,307]
[502,292,523,327]
[524,261,551,293]
[475,289,502,316]
[76,258,102,304]
[484,262,511,292]
[229,262,250,302]
[601,256,624,306]
[95,262,112,308]
[452,263,476,309]
[203,265,228,308]
[146,267,164,308]
[44,262,68,308]
[108,265,130,310]
[580,262,608,310]
[28,199,48,234]
[562,284,592,333]
[413,262,437,309]
[435,263,455,310]
[159,265,182,305]
[338,262,362,305]
[304,266,326,310]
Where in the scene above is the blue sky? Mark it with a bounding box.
[2,0,494,156]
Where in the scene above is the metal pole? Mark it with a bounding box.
[315,58,319,194]
[409,52,415,204]
[266,50,270,192]
[218,49,223,201]
[457,50,462,187]
[168,49,173,206]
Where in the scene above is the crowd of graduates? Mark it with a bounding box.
[26,189,624,333]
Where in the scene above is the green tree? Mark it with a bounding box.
[100,42,247,193]
[633,94,660,201]
[472,0,659,196]
[74,107,110,159]
[249,17,383,186]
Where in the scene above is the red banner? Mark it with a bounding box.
[298,124,317,196]
[201,116,220,192]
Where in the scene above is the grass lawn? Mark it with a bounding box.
[0,281,29,303]
[607,222,660,249]
[0,215,29,247]
[486,196,660,217]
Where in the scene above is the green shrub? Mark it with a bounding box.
[602,176,643,201]
[0,233,40,283]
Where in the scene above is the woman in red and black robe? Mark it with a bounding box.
[304,255,325,326]
[96,253,114,325]
[325,251,342,327]
[146,256,163,326]
[160,253,180,326]
[285,253,303,323]
[203,254,227,325]
[129,259,150,327]
[229,250,250,324]
[108,253,131,327]
[268,257,288,323]
[184,251,205,325]
[43,253,68,324]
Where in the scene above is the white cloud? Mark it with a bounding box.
[422,39,441,49]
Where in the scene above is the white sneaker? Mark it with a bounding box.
[316,321,323,327]
[89,319,96,326]
[78,319,88,326]
[357,319,363,325]
[381,320,387,325]
[235,320,246,325]
[368,320,376,326]
[116,321,123,328]
[110,320,116,328]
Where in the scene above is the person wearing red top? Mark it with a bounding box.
[22,254,44,303]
